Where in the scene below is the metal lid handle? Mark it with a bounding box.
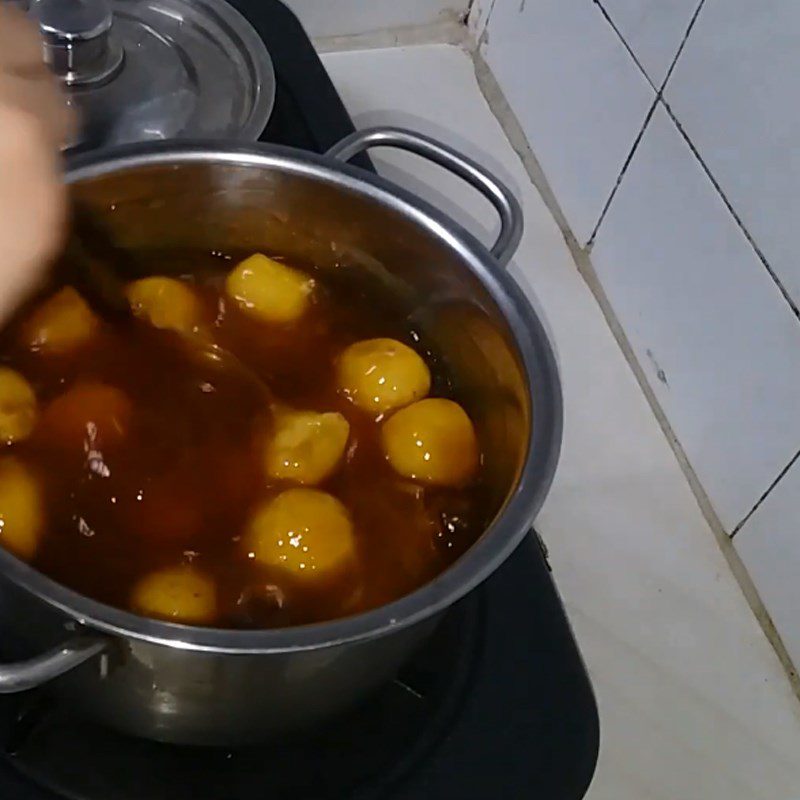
[32,0,123,86]
[327,127,523,267]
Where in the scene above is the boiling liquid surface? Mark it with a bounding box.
[0,252,490,627]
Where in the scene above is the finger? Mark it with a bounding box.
[0,5,46,73]
[0,71,75,149]
[0,105,66,315]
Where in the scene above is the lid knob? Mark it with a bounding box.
[33,0,123,86]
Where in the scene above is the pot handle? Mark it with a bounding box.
[0,635,108,693]
[326,127,523,267]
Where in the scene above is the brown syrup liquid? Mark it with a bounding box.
[0,252,491,628]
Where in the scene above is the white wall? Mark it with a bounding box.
[283,0,465,39]
[473,0,800,664]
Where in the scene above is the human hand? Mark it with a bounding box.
[0,4,74,320]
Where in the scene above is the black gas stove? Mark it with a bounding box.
[0,3,598,798]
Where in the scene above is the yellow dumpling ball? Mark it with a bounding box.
[130,565,217,624]
[337,338,431,414]
[0,458,43,560]
[126,276,204,336]
[244,488,356,581]
[264,408,350,485]
[0,368,37,444]
[225,253,314,324]
[381,398,479,487]
[23,287,99,354]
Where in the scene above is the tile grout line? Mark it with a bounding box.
[467,0,497,45]
[595,0,800,544]
[592,0,658,92]
[588,0,707,247]
[469,44,800,700]
[660,97,800,323]
[595,0,800,325]
[658,0,707,94]
[592,0,800,541]
[587,97,658,248]
[731,447,800,538]
[587,0,659,246]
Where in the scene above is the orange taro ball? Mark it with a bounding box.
[40,382,132,451]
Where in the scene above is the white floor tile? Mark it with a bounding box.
[736,458,800,670]
[591,104,800,532]
[477,0,654,244]
[666,0,800,311]
[599,0,700,86]
[322,43,800,799]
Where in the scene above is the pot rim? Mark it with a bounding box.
[0,140,562,654]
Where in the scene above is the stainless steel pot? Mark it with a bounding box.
[0,128,562,745]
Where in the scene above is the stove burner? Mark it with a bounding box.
[0,597,482,800]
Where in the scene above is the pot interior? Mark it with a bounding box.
[69,156,534,531]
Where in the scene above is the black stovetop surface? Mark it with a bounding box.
[0,3,599,798]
